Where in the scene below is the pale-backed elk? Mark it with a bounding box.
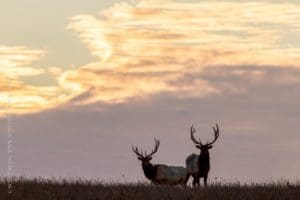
[185,124,220,187]
[132,139,186,185]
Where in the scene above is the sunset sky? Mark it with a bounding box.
[1,0,300,183]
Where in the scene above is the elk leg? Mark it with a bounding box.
[193,177,200,187]
[192,178,197,187]
[203,176,208,187]
[196,177,200,187]
[184,174,190,185]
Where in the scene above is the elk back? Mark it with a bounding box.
[155,165,186,185]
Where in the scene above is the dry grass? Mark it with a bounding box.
[0,177,299,200]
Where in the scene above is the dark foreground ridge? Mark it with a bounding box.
[0,177,299,200]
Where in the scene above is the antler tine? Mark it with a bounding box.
[207,123,220,145]
[147,138,160,157]
[131,145,136,153]
[132,145,144,157]
[190,125,202,145]
[132,146,138,155]
[214,123,220,139]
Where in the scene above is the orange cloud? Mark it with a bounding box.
[64,0,300,105]
[2,0,300,116]
[0,46,70,117]
[0,46,46,77]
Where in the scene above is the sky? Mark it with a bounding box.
[1,0,300,183]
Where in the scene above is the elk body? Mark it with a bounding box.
[185,124,220,187]
[132,139,187,185]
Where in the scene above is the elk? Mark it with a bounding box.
[132,138,187,185]
[185,124,220,187]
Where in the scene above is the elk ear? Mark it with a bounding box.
[208,145,213,149]
[148,157,152,160]
[196,145,201,149]
[138,157,142,160]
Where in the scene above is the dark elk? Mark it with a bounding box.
[185,124,220,187]
[132,139,186,185]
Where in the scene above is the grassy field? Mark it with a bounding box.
[0,178,299,200]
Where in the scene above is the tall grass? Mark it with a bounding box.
[0,177,299,200]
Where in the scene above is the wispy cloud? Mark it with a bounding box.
[68,1,300,64]
[0,46,46,77]
[2,0,300,116]
[0,46,68,116]
[0,75,58,117]
[64,0,300,104]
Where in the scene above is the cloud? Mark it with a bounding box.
[67,15,112,61]
[3,0,300,117]
[68,0,300,66]
[0,46,46,77]
[64,0,300,105]
[0,46,70,117]
[0,75,61,117]
[47,66,63,76]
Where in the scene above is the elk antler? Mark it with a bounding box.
[207,123,220,145]
[147,138,160,157]
[190,125,203,145]
[132,145,144,157]
[132,138,160,158]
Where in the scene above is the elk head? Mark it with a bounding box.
[190,124,219,154]
[132,138,160,166]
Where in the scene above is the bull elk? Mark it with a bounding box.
[185,124,220,187]
[132,138,186,185]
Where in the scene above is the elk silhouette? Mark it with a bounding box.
[185,124,220,187]
[132,138,186,185]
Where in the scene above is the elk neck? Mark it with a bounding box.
[198,150,210,168]
[142,162,157,180]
